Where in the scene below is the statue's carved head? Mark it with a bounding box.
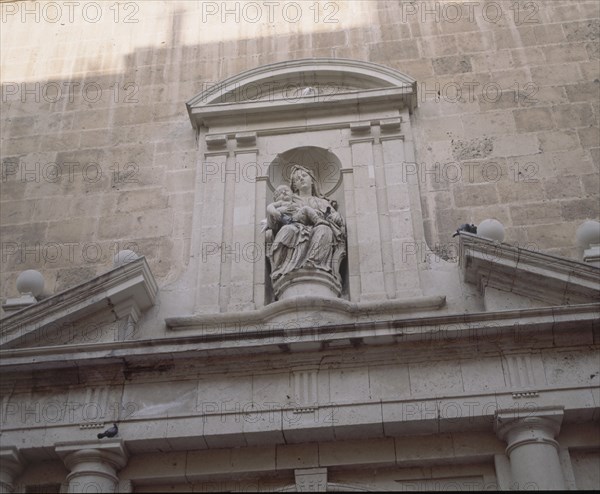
[289,165,321,197]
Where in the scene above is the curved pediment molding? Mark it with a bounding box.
[186,58,417,128]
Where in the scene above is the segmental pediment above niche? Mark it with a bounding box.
[186,58,417,128]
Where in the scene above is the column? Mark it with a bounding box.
[56,440,128,493]
[0,447,24,494]
[495,408,565,490]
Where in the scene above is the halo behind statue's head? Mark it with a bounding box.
[289,165,323,198]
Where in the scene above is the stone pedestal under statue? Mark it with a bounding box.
[272,268,342,300]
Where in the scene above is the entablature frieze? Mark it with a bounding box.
[1,391,598,465]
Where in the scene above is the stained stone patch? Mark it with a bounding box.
[432,56,473,75]
[451,137,493,161]
[563,20,600,42]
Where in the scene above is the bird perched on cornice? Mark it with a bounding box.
[97,423,118,439]
[452,223,478,237]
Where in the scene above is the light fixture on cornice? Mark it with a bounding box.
[1,269,45,314]
[16,269,44,298]
[576,220,600,267]
[113,250,139,267]
[477,219,505,243]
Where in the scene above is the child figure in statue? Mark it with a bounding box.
[267,185,321,229]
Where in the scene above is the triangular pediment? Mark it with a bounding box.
[186,58,417,128]
[459,233,600,308]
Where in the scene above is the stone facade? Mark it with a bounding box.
[1,0,599,492]
[1,0,599,297]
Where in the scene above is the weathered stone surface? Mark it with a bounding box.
[451,137,493,161]
[514,108,555,132]
[432,55,473,75]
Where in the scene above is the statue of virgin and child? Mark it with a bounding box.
[264,165,346,290]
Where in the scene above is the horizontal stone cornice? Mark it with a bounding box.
[0,302,597,372]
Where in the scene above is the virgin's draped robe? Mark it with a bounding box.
[267,194,346,282]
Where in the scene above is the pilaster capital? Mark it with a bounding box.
[494,407,564,454]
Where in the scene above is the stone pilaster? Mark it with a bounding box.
[0,447,24,494]
[55,440,128,493]
[495,408,565,490]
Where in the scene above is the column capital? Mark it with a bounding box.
[495,407,564,454]
[55,439,128,470]
[55,440,128,493]
[0,447,25,494]
[0,446,24,472]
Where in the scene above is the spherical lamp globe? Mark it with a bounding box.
[478,219,505,242]
[16,269,45,297]
[113,249,139,267]
[576,220,600,248]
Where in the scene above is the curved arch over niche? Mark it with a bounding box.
[186,58,417,129]
[268,146,343,197]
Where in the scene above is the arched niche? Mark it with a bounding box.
[264,146,348,304]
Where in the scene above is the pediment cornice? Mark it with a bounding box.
[459,233,600,305]
[0,257,158,350]
[186,58,417,129]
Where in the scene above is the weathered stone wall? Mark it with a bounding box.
[1,0,598,304]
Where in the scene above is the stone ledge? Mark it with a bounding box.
[166,294,446,332]
[1,302,598,371]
